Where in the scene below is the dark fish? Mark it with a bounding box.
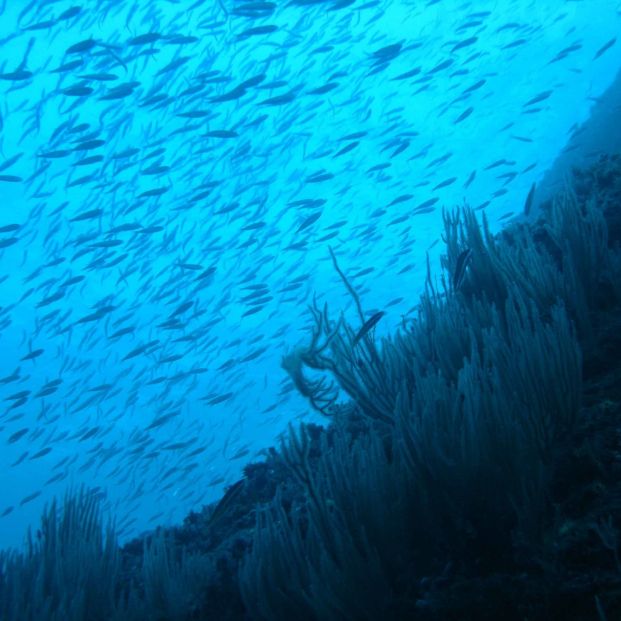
[258,90,298,105]
[62,85,93,96]
[451,36,477,52]
[76,71,121,92]
[204,130,238,138]
[306,171,333,183]
[22,20,56,31]
[392,67,421,80]
[210,85,247,102]
[307,82,339,95]
[141,164,170,175]
[236,25,278,40]
[0,368,20,384]
[523,90,552,107]
[88,239,122,248]
[138,187,168,198]
[296,212,322,232]
[594,37,616,60]
[176,110,212,118]
[391,141,410,158]
[156,56,191,76]
[416,197,439,210]
[35,386,58,397]
[503,38,527,50]
[75,305,115,324]
[205,479,244,528]
[79,426,100,441]
[70,208,102,221]
[21,348,44,361]
[110,326,134,339]
[241,306,264,317]
[51,60,83,73]
[316,231,339,242]
[0,237,18,248]
[7,397,28,411]
[160,440,195,451]
[20,491,41,506]
[523,182,536,216]
[232,2,275,15]
[426,152,453,168]
[6,390,30,402]
[195,267,216,280]
[37,291,65,307]
[62,275,85,286]
[231,446,250,459]
[11,452,29,467]
[127,33,162,46]
[0,154,23,172]
[371,42,402,62]
[433,177,457,190]
[123,340,160,360]
[464,170,476,188]
[113,147,139,159]
[428,59,453,74]
[46,472,68,485]
[73,155,104,166]
[452,248,472,290]
[139,93,170,107]
[239,74,267,89]
[58,6,82,21]
[241,221,266,231]
[39,150,71,158]
[137,225,163,234]
[368,163,391,173]
[339,131,367,141]
[549,42,582,64]
[463,79,485,94]
[171,301,193,316]
[387,194,413,207]
[333,141,359,157]
[484,158,512,170]
[146,409,180,430]
[99,83,138,100]
[30,447,52,459]
[453,106,473,124]
[166,35,199,45]
[353,311,385,347]
[0,69,33,81]
[8,428,29,443]
[66,38,97,54]
[241,347,267,362]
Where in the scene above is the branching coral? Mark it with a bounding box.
[243,183,620,620]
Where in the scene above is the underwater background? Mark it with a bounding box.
[1,0,621,595]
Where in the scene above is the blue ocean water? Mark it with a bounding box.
[0,0,619,551]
